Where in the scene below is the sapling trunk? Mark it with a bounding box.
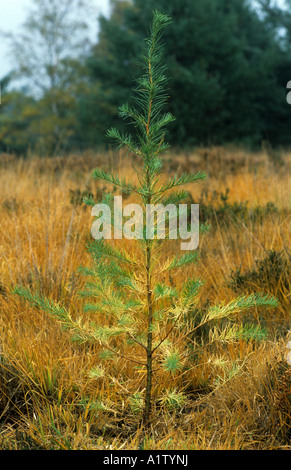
[145,240,153,423]
[144,79,154,424]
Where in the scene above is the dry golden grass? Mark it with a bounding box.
[0,147,290,450]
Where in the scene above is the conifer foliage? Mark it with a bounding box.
[14,11,278,426]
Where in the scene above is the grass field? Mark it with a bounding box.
[0,146,290,450]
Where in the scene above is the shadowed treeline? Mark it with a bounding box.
[1,0,291,155]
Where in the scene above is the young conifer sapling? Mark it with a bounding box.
[14,11,279,426]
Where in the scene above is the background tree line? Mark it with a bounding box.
[1,0,291,155]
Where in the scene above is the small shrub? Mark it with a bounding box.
[198,187,281,227]
[227,250,291,309]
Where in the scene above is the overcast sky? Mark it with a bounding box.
[0,0,110,77]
